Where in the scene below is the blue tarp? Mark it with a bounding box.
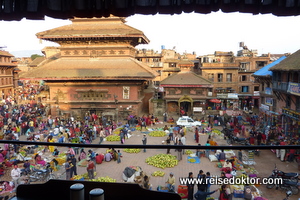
[253,56,286,76]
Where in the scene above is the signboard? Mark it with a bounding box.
[228,93,238,99]
[265,98,273,106]
[253,91,260,96]
[216,93,228,99]
[287,82,300,96]
[193,107,203,112]
[260,104,269,111]
[265,87,272,95]
[225,110,243,116]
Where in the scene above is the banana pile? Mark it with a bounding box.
[146,154,178,169]
[72,175,84,180]
[185,150,193,155]
[123,148,141,153]
[149,131,166,137]
[106,135,121,141]
[55,157,66,165]
[90,176,116,182]
[188,158,196,163]
[234,174,248,185]
[212,128,221,135]
[82,172,97,179]
[113,128,122,135]
[136,127,148,131]
[152,170,165,177]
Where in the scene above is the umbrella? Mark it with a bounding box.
[209,99,221,103]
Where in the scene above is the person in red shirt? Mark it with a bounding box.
[287,143,296,162]
[86,158,95,179]
[95,153,104,164]
[249,135,255,145]
[261,133,266,144]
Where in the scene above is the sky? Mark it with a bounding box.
[1,11,300,57]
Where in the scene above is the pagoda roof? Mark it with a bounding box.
[29,57,45,67]
[269,49,300,71]
[0,50,14,57]
[160,71,212,87]
[19,57,158,81]
[36,17,149,44]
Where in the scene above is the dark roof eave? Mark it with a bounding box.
[20,77,154,81]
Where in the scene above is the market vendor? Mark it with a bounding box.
[95,153,104,164]
[34,154,46,166]
[221,160,232,173]
[217,150,226,161]
[165,172,175,192]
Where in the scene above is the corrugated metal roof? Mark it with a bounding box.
[253,56,286,76]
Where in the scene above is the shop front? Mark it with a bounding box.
[281,108,300,137]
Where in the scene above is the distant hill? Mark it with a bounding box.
[10,50,43,58]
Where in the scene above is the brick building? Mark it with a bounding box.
[19,17,157,119]
[0,49,17,100]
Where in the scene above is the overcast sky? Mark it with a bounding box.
[1,11,300,57]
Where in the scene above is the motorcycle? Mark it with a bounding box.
[254,149,260,156]
[226,134,250,145]
[283,190,292,200]
[221,127,232,140]
[266,179,299,195]
[268,164,299,182]
[29,163,56,182]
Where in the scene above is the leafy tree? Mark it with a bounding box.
[31,54,43,60]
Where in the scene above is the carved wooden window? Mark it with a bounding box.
[123,86,130,99]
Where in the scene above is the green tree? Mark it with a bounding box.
[31,54,43,60]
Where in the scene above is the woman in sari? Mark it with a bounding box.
[47,135,55,153]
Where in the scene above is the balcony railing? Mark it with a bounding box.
[272,81,288,92]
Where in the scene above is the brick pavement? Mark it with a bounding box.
[5,117,300,200]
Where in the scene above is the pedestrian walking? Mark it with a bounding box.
[187,172,194,200]
[70,155,77,177]
[65,159,72,180]
[205,140,211,159]
[142,134,147,152]
[11,164,21,188]
[163,111,168,122]
[117,150,122,163]
[177,139,183,161]
[166,136,171,154]
[99,128,105,144]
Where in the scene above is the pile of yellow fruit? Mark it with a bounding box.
[188,158,196,163]
[146,154,178,169]
[136,127,148,131]
[90,176,116,182]
[106,135,120,141]
[212,128,221,135]
[185,150,193,155]
[123,148,141,153]
[149,131,166,137]
[152,171,165,177]
[72,175,84,180]
[113,128,122,135]
[82,172,97,179]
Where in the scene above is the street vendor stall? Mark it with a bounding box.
[122,166,142,183]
